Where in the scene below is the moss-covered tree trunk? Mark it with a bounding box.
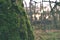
[0,0,34,40]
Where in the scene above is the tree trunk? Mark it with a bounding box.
[0,0,34,40]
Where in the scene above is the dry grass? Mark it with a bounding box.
[33,29,60,40]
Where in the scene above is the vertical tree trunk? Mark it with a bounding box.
[0,0,34,40]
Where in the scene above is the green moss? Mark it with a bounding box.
[0,0,34,40]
